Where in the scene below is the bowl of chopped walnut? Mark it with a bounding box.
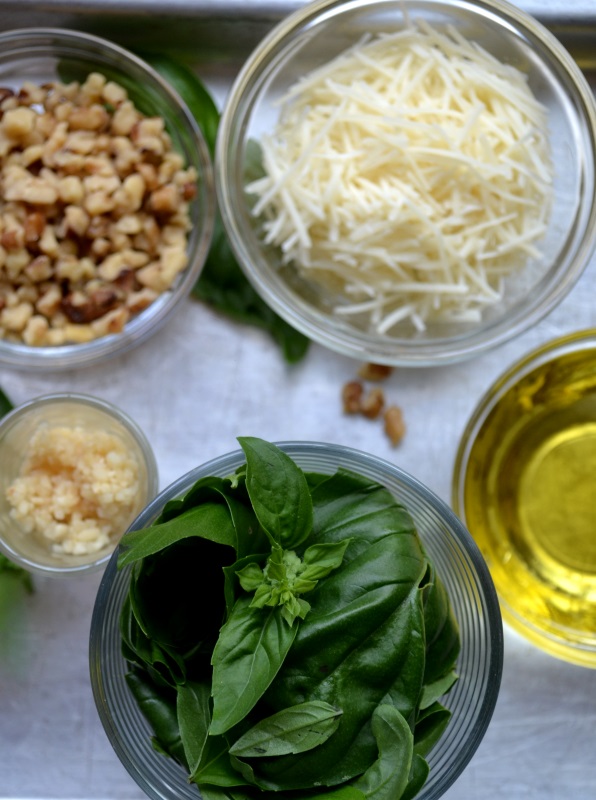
[0,28,215,371]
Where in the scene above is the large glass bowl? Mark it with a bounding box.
[216,0,596,366]
[0,28,215,372]
[90,441,503,800]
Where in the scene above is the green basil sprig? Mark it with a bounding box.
[139,54,310,364]
[0,387,12,419]
[0,389,34,639]
[118,438,460,800]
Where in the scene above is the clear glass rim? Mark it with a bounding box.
[0,27,215,372]
[216,0,596,366]
[90,440,503,799]
[0,392,159,577]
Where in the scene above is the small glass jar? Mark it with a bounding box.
[0,392,159,577]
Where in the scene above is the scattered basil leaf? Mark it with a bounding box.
[0,553,34,671]
[140,54,310,364]
[138,53,219,157]
[0,387,13,419]
[0,553,33,593]
[229,701,342,758]
[0,388,34,657]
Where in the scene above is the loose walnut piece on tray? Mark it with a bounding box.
[0,73,197,347]
[341,363,406,446]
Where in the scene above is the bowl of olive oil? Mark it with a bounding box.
[453,329,596,668]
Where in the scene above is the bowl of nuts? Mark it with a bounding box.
[0,28,215,371]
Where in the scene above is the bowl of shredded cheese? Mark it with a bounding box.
[217,0,596,366]
[0,393,159,576]
[0,28,215,372]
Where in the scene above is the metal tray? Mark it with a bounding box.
[1,3,596,799]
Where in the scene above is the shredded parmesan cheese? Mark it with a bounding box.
[248,22,553,333]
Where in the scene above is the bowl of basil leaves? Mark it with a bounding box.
[90,438,503,800]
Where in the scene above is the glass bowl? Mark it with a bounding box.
[90,441,503,800]
[216,0,596,366]
[0,392,159,576]
[453,329,596,668]
[0,27,215,372]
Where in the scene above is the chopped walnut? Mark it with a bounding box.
[384,406,406,446]
[0,72,198,347]
[358,362,393,382]
[342,381,364,414]
[360,387,385,419]
[342,365,406,446]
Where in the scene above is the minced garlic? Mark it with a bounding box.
[6,423,142,556]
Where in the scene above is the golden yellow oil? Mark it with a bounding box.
[458,344,596,664]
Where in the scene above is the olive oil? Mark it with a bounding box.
[456,340,596,665]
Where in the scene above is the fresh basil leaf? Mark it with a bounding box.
[413,701,451,757]
[125,667,187,768]
[210,596,298,736]
[191,736,242,787]
[158,475,267,559]
[0,553,33,671]
[238,437,313,548]
[223,553,270,616]
[0,387,13,419]
[421,564,460,686]
[0,553,32,592]
[305,789,366,800]
[419,669,458,710]
[353,704,414,800]
[123,538,231,681]
[139,54,310,365]
[177,681,211,774]
[238,546,325,626]
[118,503,236,568]
[300,539,352,582]
[236,562,265,592]
[229,700,342,758]
[139,53,219,157]
[123,592,187,688]
[400,754,430,800]
[279,596,311,627]
[251,470,428,790]
[193,216,310,365]
[198,786,253,800]
[119,440,460,799]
